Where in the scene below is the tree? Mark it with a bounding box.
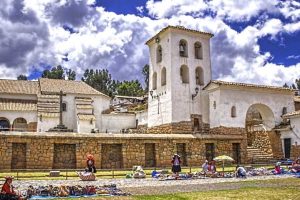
[296,79,300,90]
[283,83,289,88]
[81,69,115,96]
[65,69,76,80]
[142,64,149,92]
[42,65,64,79]
[116,80,144,96]
[17,75,28,80]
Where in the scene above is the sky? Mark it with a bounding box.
[0,0,300,86]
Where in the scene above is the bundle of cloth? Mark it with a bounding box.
[132,166,146,179]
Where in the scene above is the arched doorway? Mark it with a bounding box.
[0,117,10,131]
[245,104,277,163]
[13,118,28,132]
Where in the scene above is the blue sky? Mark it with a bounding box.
[0,0,299,86]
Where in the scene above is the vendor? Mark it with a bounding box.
[235,165,246,178]
[201,160,208,173]
[291,158,300,173]
[1,176,19,200]
[85,154,97,173]
[274,162,282,174]
[171,154,181,178]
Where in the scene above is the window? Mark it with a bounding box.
[152,72,157,90]
[231,106,236,118]
[232,143,241,164]
[213,101,216,109]
[62,102,67,112]
[161,67,166,86]
[156,45,162,63]
[179,39,188,57]
[193,118,200,131]
[205,143,215,161]
[180,65,189,83]
[282,107,287,115]
[194,42,203,59]
[195,67,204,85]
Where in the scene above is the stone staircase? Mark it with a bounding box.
[247,146,274,164]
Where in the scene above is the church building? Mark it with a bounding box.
[0,26,299,170]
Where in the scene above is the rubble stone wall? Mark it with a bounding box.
[11,143,27,169]
[291,145,300,159]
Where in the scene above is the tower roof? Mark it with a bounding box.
[146,25,214,45]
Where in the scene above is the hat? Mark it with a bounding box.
[4,176,14,180]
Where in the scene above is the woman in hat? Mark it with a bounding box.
[85,154,96,173]
[1,176,19,200]
[171,154,181,179]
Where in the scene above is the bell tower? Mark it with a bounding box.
[146,26,213,132]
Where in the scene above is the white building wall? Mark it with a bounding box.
[38,118,59,132]
[0,111,37,127]
[101,113,136,133]
[77,120,95,133]
[281,117,300,149]
[147,28,212,127]
[136,111,148,125]
[209,87,294,128]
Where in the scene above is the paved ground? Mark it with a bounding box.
[11,174,297,195]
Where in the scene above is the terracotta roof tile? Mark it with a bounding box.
[0,79,39,95]
[204,80,295,92]
[146,25,214,45]
[77,114,96,121]
[39,78,110,97]
[0,99,37,111]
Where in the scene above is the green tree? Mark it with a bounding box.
[142,64,149,92]
[17,74,28,80]
[116,80,144,96]
[283,83,289,88]
[296,79,300,90]
[65,69,76,80]
[81,69,115,96]
[42,65,64,79]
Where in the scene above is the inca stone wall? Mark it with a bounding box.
[0,130,248,170]
[251,131,273,154]
[145,143,156,167]
[268,131,283,159]
[291,145,300,159]
[53,144,76,169]
[101,144,123,169]
[11,143,26,169]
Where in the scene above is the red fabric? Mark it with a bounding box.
[1,182,15,195]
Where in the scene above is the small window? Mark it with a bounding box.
[231,106,236,118]
[161,67,166,86]
[156,45,162,63]
[62,102,67,112]
[179,39,188,57]
[194,42,203,59]
[180,65,189,83]
[282,107,287,115]
[213,101,216,109]
[152,72,157,90]
[195,67,204,85]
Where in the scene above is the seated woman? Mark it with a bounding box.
[235,165,246,178]
[291,158,300,173]
[77,154,97,181]
[1,176,20,200]
[273,162,282,174]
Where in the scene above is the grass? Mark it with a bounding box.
[64,177,300,200]
[0,165,278,180]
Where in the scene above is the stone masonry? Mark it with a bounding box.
[0,131,247,170]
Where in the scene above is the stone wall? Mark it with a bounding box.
[53,144,76,169]
[268,131,283,159]
[251,131,273,154]
[0,131,248,170]
[11,143,27,169]
[145,143,156,167]
[291,145,300,159]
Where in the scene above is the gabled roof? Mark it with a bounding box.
[282,110,300,119]
[203,80,295,92]
[146,25,214,45]
[39,78,110,98]
[0,79,39,95]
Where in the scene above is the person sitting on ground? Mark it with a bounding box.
[1,176,20,200]
[171,154,181,179]
[291,158,300,173]
[201,160,208,173]
[85,154,96,173]
[235,165,247,178]
[274,162,282,174]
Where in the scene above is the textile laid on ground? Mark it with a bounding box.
[77,172,96,181]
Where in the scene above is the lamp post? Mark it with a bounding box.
[192,87,200,100]
[150,90,160,114]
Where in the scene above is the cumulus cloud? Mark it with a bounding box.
[0,0,299,87]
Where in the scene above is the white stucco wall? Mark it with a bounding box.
[208,87,295,129]
[38,118,59,132]
[281,117,300,148]
[0,111,37,129]
[147,28,212,127]
[101,113,136,133]
[77,119,95,133]
[136,110,148,125]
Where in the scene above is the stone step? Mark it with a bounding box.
[247,146,273,164]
